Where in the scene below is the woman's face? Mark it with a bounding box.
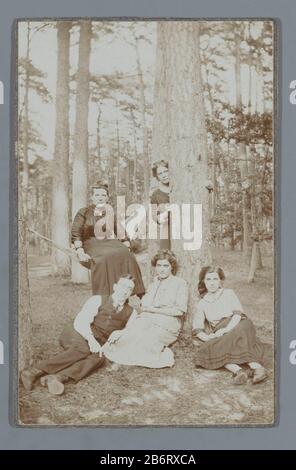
[155,259,172,279]
[204,271,221,294]
[113,278,135,303]
[91,188,108,206]
[156,165,169,185]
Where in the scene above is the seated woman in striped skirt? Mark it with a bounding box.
[192,266,268,385]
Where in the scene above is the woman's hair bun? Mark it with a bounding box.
[92,180,109,191]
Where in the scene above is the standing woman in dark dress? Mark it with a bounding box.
[71,180,145,297]
[150,160,171,250]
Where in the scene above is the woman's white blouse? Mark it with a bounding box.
[193,288,243,330]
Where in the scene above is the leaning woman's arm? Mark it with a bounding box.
[194,330,215,342]
[214,290,245,337]
[147,306,183,317]
[215,313,242,337]
[192,300,214,341]
[72,208,87,248]
[153,278,188,317]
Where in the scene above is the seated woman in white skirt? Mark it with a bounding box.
[102,250,188,368]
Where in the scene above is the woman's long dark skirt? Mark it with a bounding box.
[83,237,145,296]
[194,318,265,369]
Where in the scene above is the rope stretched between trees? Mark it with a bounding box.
[27,227,79,262]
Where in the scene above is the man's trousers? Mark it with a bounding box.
[37,323,106,382]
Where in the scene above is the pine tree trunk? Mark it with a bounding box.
[51,21,71,276]
[129,107,139,201]
[148,23,172,269]
[135,39,150,201]
[19,195,33,370]
[235,30,251,258]
[115,118,121,192]
[96,107,102,179]
[248,145,256,236]
[22,22,30,217]
[108,143,117,202]
[205,67,218,217]
[248,241,258,283]
[71,20,91,284]
[153,22,212,327]
[256,243,263,270]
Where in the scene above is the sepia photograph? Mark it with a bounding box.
[16,19,275,426]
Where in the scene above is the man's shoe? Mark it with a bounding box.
[233,369,248,385]
[252,367,268,384]
[40,374,65,395]
[20,368,43,391]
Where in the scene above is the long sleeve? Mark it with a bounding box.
[141,281,158,309]
[73,295,102,340]
[150,190,169,225]
[150,191,160,225]
[71,207,87,243]
[192,300,206,332]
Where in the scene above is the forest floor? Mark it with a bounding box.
[19,248,275,427]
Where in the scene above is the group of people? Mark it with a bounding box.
[21,161,267,396]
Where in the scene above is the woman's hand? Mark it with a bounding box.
[122,240,131,250]
[158,211,169,224]
[76,248,92,263]
[88,337,102,355]
[107,330,122,345]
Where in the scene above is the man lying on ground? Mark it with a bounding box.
[21,275,136,395]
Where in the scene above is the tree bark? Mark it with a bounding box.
[235,30,251,258]
[51,21,71,276]
[147,24,170,271]
[135,38,150,201]
[19,195,33,371]
[21,22,30,217]
[96,106,103,179]
[129,107,139,201]
[71,20,92,284]
[248,240,258,283]
[153,22,212,327]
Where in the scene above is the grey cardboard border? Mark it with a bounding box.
[0,0,295,451]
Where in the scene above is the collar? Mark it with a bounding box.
[204,287,224,303]
[155,274,173,283]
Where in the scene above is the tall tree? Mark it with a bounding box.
[234,25,251,257]
[19,192,33,371]
[19,23,52,216]
[71,20,92,284]
[152,22,212,325]
[51,21,71,275]
[21,22,31,217]
[134,36,150,200]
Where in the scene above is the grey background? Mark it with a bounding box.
[0,0,295,450]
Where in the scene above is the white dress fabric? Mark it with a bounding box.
[102,275,188,368]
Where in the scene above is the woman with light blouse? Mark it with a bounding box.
[102,250,188,368]
[193,266,267,385]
